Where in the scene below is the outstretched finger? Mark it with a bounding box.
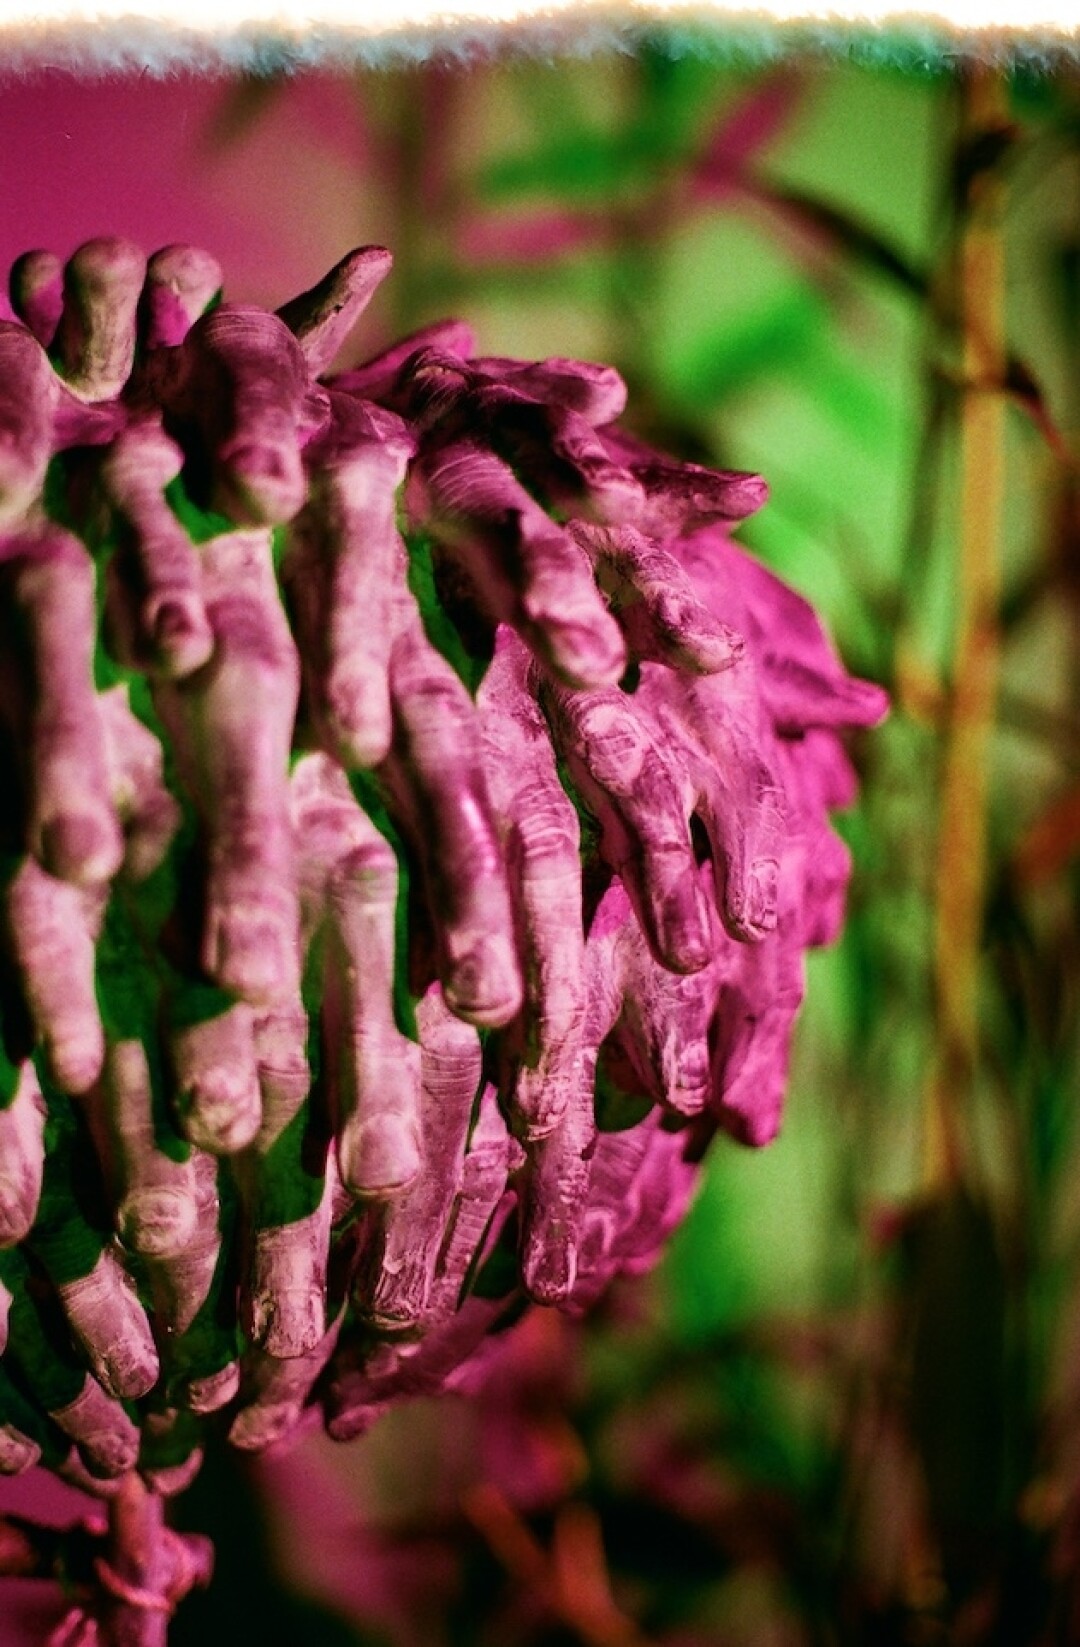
[472,382,644,526]
[8,249,63,348]
[5,860,105,1094]
[311,777,423,1197]
[473,354,627,426]
[238,998,331,1360]
[97,684,182,882]
[689,680,786,943]
[167,995,263,1155]
[332,318,476,404]
[607,911,722,1118]
[95,1038,206,1263]
[518,883,626,1305]
[711,916,804,1148]
[0,322,57,527]
[27,1101,159,1401]
[165,305,314,526]
[762,657,889,735]
[144,1150,238,1415]
[278,245,393,376]
[2,1247,140,1480]
[228,1313,342,1453]
[601,428,768,537]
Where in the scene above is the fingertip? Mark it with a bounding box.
[442,935,523,1028]
[521,1231,577,1306]
[846,678,891,727]
[8,248,63,347]
[724,857,779,943]
[0,1426,41,1476]
[147,595,214,678]
[117,1188,199,1261]
[202,906,301,1011]
[43,1025,106,1097]
[177,1082,262,1156]
[246,1288,325,1361]
[38,811,124,887]
[0,1176,36,1247]
[324,668,393,769]
[509,1070,571,1143]
[654,896,714,975]
[338,1113,422,1199]
[538,617,627,692]
[677,619,745,676]
[141,1448,205,1499]
[215,439,306,527]
[185,1362,240,1415]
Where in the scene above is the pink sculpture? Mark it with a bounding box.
[0,238,886,1641]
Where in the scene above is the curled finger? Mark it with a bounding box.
[0,523,123,884]
[155,527,301,1007]
[408,438,626,690]
[284,397,413,768]
[542,679,711,973]
[102,419,214,678]
[0,1059,47,1246]
[383,612,521,1027]
[572,520,744,675]
[352,987,480,1331]
[5,858,104,1094]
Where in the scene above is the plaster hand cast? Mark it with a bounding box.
[0,243,885,1549]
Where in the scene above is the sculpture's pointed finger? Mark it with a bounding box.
[278,245,393,376]
[383,610,522,1027]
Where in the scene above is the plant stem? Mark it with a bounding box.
[926,67,1008,1193]
[100,1476,173,1647]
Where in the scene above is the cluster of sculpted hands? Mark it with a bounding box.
[0,238,886,1498]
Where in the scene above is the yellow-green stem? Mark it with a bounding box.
[926,67,1008,1192]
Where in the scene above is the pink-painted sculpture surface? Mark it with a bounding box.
[0,238,886,1640]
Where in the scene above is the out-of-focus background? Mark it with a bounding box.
[1,48,1079,1645]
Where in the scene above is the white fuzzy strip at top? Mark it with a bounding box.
[0,0,1076,75]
